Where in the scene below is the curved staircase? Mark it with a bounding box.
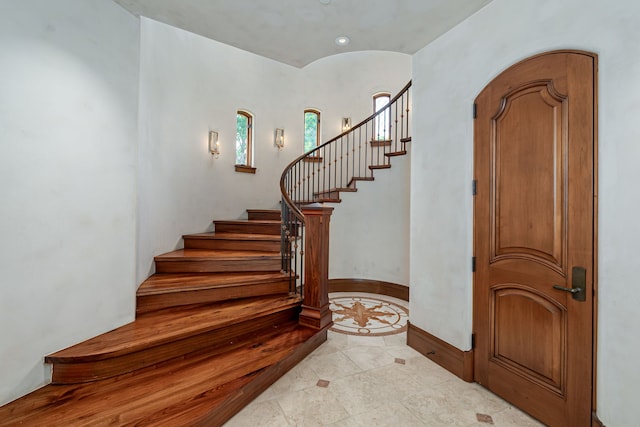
[0,80,412,426]
[0,209,326,426]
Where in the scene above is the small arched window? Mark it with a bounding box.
[236,110,253,167]
[373,93,391,141]
[304,109,321,153]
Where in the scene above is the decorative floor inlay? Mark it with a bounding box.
[329,295,408,336]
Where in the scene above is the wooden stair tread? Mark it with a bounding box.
[314,187,358,197]
[385,150,407,157]
[213,220,282,236]
[369,164,391,170]
[347,176,375,187]
[46,295,301,362]
[302,156,323,163]
[3,323,319,426]
[137,272,289,296]
[155,248,280,260]
[295,198,341,204]
[370,139,392,147]
[214,219,281,225]
[184,232,280,241]
[400,136,412,143]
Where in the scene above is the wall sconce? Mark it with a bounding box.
[275,128,285,150]
[208,130,220,158]
[342,117,351,131]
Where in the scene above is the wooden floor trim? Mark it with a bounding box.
[407,321,473,382]
[328,278,409,301]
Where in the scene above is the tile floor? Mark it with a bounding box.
[225,293,543,426]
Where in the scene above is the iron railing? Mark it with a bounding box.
[279,80,412,296]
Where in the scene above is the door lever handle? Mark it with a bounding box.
[551,266,586,302]
[552,285,579,294]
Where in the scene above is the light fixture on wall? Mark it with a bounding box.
[275,128,285,150]
[208,130,220,158]
[342,117,351,131]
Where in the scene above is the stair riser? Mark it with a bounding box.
[183,238,280,252]
[136,279,290,314]
[214,222,281,235]
[247,210,281,221]
[47,308,300,384]
[155,258,281,274]
[313,190,340,199]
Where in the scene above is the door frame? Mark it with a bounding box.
[471,49,599,424]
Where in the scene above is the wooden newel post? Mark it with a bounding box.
[299,204,334,330]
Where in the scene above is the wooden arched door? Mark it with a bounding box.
[473,51,597,426]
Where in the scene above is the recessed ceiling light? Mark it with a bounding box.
[335,36,350,46]
[319,0,331,4]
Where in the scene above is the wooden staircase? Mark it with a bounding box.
[0,209,328,426]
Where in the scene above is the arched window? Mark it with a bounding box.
[373,93,391,141]
[304,109,321,153]
[236,110,253,167]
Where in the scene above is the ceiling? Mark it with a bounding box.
[113,0,493,68]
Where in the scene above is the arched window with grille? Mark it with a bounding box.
[304,109,321,153]
[236,110,253,168]
[373,93,391,141]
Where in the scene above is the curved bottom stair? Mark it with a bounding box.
[0,209,327,426]
[1,321,325,426]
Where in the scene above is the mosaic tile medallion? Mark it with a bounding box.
[329,295,408,336]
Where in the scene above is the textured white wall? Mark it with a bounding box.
[410,0,640,425]
[0,0,139,405]
[137,18,303,282]
[302,52,412,285]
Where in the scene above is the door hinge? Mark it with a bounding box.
[471,333,476,349]
[472,179,477,196]
[473,103,477,119]
[472,256,476,272]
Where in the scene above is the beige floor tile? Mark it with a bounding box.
[382,332,408,346]
[259,359,321,400]
[309,333,348,357]
[437,379,511,416]
[400,378,513,426]
[224,399,289,427]
[487,405,544,426]
[401,387,471,426]
[306,348,363,380]
[347,334,387,347]
[342,345,396,371]
[328,363,424,416]
[326,400,425,427]
[383,343,423,360]
[276,386,350,426]
[400,355,460,387]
